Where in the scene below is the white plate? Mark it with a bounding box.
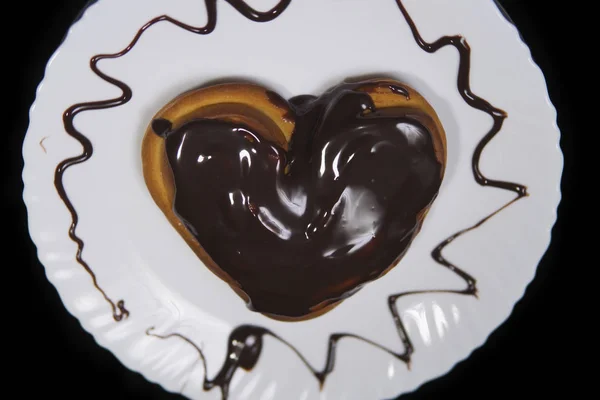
[22,0,562,399]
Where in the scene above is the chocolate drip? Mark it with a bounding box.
[151,118,173,138]
[55,0,528,397]
[360,82,410,100]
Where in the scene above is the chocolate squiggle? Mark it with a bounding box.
[54,0,527,397]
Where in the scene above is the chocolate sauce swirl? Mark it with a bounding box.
[54,0,528,398]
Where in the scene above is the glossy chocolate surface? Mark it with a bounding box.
[155,82,443,317]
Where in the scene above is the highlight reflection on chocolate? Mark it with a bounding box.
[151,81,445,319]
[53,0,528,398]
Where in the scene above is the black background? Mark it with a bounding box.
[7,0,582,398]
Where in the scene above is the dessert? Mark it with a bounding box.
[142,79,447,320]
[52,0,530,397]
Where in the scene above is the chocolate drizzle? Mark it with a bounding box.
[54,0,528,397]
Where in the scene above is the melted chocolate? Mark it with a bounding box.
[54,0,528,398]
[156,82,442,317]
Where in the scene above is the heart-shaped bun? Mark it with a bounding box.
[142,83,296,307]
[142,79,446,321]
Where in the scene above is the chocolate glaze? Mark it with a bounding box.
[54,0,528,397]
[156,81,443,317]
